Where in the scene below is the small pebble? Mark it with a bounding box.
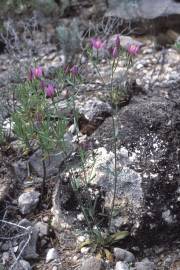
[46,248,59,263]
[13,246,19,253]
[81,247,90,254]
[77,213,85,221]
[34,221,48,237]
[115,261,129,270]
[135,258,155,270]
[114,248,135,263]
[77,235,86,243]
[43,216,49,222]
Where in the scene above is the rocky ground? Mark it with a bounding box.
[0,1,180,270]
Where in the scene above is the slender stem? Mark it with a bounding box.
[108,115,118,233]
[108,58,118,233]
[41,158,46,199]
[93,62,106,85]
[89,49,106,85]
[72,94,79,135]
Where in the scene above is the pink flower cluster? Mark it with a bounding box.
[108,35,120,59]
[90,35,140,58]
[28,66,43,81]
[28,64,80,98]
[90,37,105,50]
[43,83,55,98]
[127,44,140,56]
[64,65,79,77]
[90,35,120,59]
[109,35,120,59]
[70,65,79,76]
[40,80,55,98]
[28,66,55,98]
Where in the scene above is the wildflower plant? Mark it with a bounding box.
[12,66,67,196]
[11,29,140,259]
[81,229,129,260]
[56,65,106,231]
[74,34,140,257]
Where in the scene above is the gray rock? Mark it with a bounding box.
[115,261,129,270]
[105,1,180,38]
[0,174,14,203]
[85,147,143,230]
[2,118,15,139]
[80,257,105,270]
[18,191,40,215]
[52,266,59,270]
[41,239,48,247]
[13,159,28,182]
[51,177,75,231]
[106,0,180,19]
[92,68,180,239]
[53,97,112,135]
[162,209,175,224]
[18,219,39,260]
[114,248,135,263]
[131,49,180,92]
[34,221,48,237]
[1,243,9,252]
[111,216,126,229]
[135,259,156,270]
[14,260,32,270]
[78,97,112,123]
[29,133,75,177]
[46,248,59,263]
[50,100,71,119]
[10,140,26,153]
[2,252,10,264]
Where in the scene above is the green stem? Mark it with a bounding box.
[108,115,118,233]
[108,58,119,233]
[41,158,46,199]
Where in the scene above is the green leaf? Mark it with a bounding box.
[80,239,93,248]
[107,231,129,244]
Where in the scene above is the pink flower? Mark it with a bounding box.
[70,65,79,76]
[108,35,120,58]
[29,66,43,80]
[127,44,140,56]
[109,46,119,58]
[115,35,120,49]
[44,84,55,98]
[90,37,105,50]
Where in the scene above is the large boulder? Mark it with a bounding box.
[106,0,180,20]
[90,48,180,242]
[105,0,180,35]
[29,133,75,177]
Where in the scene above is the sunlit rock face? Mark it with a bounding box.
[91,50,180,243]
[92,97,180,242]
[106,0,180,19]
[105,0,180,37]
